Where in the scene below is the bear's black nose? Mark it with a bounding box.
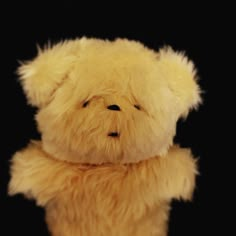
[107,104,121,111]
[108,132,119,137]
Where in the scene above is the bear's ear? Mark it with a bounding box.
[18,42,77,108]
[157,47,202,118]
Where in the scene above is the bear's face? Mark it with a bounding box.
[19,38,201,164]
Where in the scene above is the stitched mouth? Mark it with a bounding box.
[108,132,119,137]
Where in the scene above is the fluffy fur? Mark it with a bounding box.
[9,38,201,236]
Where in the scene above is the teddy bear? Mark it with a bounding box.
[9,38,201,236]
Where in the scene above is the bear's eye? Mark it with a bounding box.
[134,104,141,110]
[82,101,90,108]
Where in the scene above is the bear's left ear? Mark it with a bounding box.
[18,42,77,108]
[157,47,202,117]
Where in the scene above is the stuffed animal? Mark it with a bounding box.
[9,38,201,236]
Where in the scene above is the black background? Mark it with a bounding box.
[0,3,231,236]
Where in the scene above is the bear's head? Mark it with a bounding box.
[19,38,201,164]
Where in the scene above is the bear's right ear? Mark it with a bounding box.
[156,47,202,118]
[18,42,77,108]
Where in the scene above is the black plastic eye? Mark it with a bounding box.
[134,104,141,110]
[83,101,90,107]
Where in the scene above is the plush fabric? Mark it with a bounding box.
[9,38,201,236]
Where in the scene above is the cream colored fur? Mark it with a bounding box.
[9,38,201,236]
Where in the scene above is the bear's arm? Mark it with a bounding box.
[8,141,72,206]
[131,145,198,203]
[151,145,198,201]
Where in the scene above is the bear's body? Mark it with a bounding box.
[9,38,201,235]
[10,142,196,236]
